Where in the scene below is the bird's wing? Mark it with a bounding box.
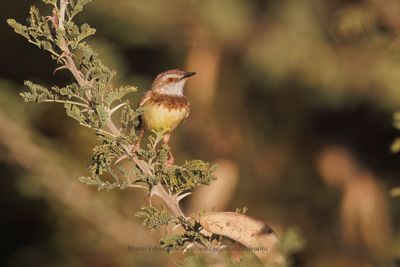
[139,90,153,107]
[137,90,153,130]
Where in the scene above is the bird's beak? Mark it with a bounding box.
[181,71,196,80]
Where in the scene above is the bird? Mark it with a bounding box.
[137,69,196,164]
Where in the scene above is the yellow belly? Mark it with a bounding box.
[142,104,188,131]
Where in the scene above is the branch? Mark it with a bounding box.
[59,0,67,30]
[11,0,220,254]
[151,184,185,218]
[43,99,89,108]
[57,0,88,92]
[105,118,187,218]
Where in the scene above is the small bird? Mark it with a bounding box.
[137,69,196,164]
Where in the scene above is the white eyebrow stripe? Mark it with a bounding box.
[164,74,180,80]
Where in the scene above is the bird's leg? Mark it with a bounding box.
[163,133,175,166]
[134,127,145,152]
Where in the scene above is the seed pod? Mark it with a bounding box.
[200,212,284,265]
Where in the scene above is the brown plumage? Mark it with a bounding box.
[137,69,195,164]
[138,69,194,131]
[151,69,189,90]
[136,69,195,165]
[142,92,189,111]
[139,92,190,132]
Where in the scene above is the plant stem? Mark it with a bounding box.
[43,99,88,108]
[59,0,67,27]
[56,0,187,220]
[58,0,88,94]
[151,184,185,218]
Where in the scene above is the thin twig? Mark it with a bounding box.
[43,99,89,108]
[151,184,185,218]
[55,0,187,220]
[57,0,89,95]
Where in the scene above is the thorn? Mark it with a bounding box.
[176,192,192,203]
[57,54,67,64]
[114,155,127,165]
[183,243,195,254]
[53,65,68,75]
[172,223,181,231]
[110,103,126,115]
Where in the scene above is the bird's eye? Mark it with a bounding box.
[168,77,175,82]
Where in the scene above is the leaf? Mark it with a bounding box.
[104,86,137,106]
[10,2,223,255]
[42,0,57,6]
[7,19,30,39]
[121,105,142,131]
[69,0,92,20]
[21,80,54,102]
[79,23,96,41]
[52,83,80,99]
[160,235,186,252]
[79,175,102,187]
[29,6,41,28]
[66,21,80,39]
[158,159,217,194]
[79,176,120,191]
[8,7,59,58]
[135,206,172,231]
[65,103,84,122]
[95,105,109,125]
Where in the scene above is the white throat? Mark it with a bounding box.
[158,79,187,96]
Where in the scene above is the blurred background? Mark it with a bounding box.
[1,0,400,266]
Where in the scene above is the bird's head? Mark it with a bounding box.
[151,69,196,96]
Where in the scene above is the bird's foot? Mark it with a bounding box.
[133,128,145,153]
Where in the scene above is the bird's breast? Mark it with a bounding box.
[141,95,189,131]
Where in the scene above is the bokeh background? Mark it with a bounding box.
[1,0,400,266]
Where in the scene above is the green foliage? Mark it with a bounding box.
[160,234,187,252]
[68,0,92,22]
[121,105,143,139]
[158,160,217,195]
[77,42,113,87]
[79,175,120,191]
[7,6,59,57]
[21,81,53,102]
[161,218,215,252]
[135,206,172,231]
[9,0,218,254]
